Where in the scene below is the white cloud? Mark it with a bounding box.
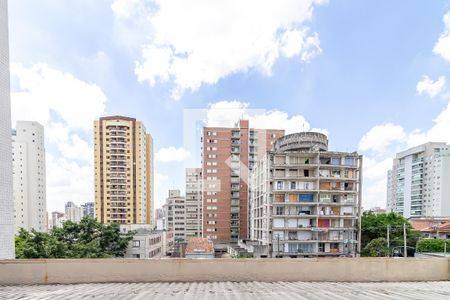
[155,147,191,162]
[416,75,446,98]
[358,100,450,210]
[11,63,106,130]
[10,63,107,212]
[112,0,325,99]
[358,123,406,155]
[433,11,450,61]
[204,100,326,135]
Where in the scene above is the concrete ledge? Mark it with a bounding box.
[0,257,449,285]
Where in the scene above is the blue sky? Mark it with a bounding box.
[8,0,450,212]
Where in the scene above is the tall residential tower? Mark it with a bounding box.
[12,121,47,233]
[202,120,284,244]
[185,168,202,239]
[94,116,154,224]
[250,132,362,257]
[0,0,14,259]
[386,142,450,218]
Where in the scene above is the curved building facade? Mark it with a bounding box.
[272,132,328,152]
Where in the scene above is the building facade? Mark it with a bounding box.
[164,190,186,242]
[65,201,83,223]
[121,224,174,258]
[12,121,46,233]
[386,142,450,218]
[94,116,154,224]
[81,202,95,218]
[185,168,202,239]
[202,120,284,244]
[155,208,165,230]
[250,132,362,257]
[50,211,65,229]
[0,0,14,259]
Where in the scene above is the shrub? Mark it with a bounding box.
[416,239,450,253]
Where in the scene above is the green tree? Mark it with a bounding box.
[360,212,420,256]
[362,237,389,257]
[15,217,134,259]
[416,239,450,253]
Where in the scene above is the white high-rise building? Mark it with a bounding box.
[65,201,83,223]
[387,142,450,218]
[12,121,46,233]
[0,0,14,259]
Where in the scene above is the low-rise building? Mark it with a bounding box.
[250,132,362,257]
[185,237,214,259]
[410,217,450,239]
[121,224,174,258]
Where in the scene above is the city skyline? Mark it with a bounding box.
[5,0,450,214]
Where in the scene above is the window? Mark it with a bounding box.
[290,181,296,189]
[276,181,283,190]
[275,206,284,215]
[132,240,140,248]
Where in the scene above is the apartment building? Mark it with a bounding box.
[250,132,362,257]
[155,208,165,230]
[121,224,174,258]
[164,190,186,242]
[50,211,65,229]
[81,202,95,218]
[0,0,14,259]
[65,201,83,223]
[12,121,46,233]
[386,142,450,218]
[94,116,154,224]
[185,168,202,238]
[202,120,284,244]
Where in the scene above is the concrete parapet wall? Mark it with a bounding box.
[0,258,449,285]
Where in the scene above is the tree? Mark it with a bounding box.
[416,239,450,253]
[362,237,389,257]
[360,212,420,256]
[15,217,134,259]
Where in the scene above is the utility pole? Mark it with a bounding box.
[403,223,407,258]
[387,224,390,257]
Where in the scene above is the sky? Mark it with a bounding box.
[7,0,450,213]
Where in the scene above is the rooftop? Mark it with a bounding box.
[185,237,214,254]
[1,281,449,299]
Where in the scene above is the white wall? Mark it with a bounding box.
[0,0,14,259]
[13,121,46,233]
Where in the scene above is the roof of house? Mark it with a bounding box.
[410,218,450,231]
[421,222,450,233]
[185,237,214,254]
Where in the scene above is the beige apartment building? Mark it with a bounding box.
[202,120,284,244]
[94,116,154,224]
[250,132,362,257]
